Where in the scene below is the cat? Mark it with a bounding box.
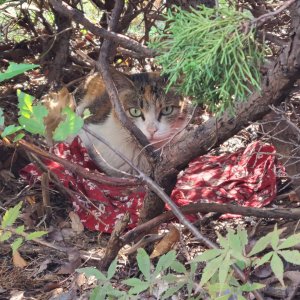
[76,71,190,176]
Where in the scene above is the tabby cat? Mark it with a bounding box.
[76,71,190,176]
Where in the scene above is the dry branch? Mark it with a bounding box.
[49,0,156,57]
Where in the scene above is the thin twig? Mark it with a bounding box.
[251,0,296,27]
[49,0,156,57]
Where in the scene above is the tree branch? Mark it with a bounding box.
[159,0,300,177]
[49,0,156,57]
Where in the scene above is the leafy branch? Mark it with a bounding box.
[149,5,265,114]
[0,202,47,253]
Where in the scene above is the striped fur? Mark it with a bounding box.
[77,71,190,176]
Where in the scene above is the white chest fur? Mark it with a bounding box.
[78,114,150,176]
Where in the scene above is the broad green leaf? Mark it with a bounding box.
[270,253,284,286]
[170,260,186,273]
[1,202,22,228]
[200,254,225,286]
[136,248,151,281]
[278,233,300,250]
[17,90,34,117]
[191,249,222,263]
[0,107,4,126]
[107,258,117,280]
[254,251,273,268]
[76,267,107,281]
[154,250,177,276]
[11,237,23,252]
[0,62,39,83]
[1,124,23,138]
[278,250,300,265]
[18,104,48,135]
[247,233,273,256]
[0,231,12,242]
[26,231,47,240]
[53,107,83,141]
[15,225,25,234]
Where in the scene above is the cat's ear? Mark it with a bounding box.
[110,69,136,91]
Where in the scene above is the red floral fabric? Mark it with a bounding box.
[20,138,282,233]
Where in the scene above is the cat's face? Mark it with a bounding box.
[121,75,189,147]
[80,72,190,148]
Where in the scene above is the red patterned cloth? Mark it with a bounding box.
[20,138,282,232]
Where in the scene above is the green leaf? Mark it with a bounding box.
[18,105,48,135]
[219,252,231,285]
[0,107,4,126]
[1,202,22,228]
[0,62,39,83]
[254,251,273,268]
[17,90,34,117]
[0,231,12,242]
[270,224,280,250]
[270,253,284,286]
[123,278,149,295]
[248,233,273,256]
[161,282,185,299]
[76,267,107,281]
[217,232,229,250]
[15,225,25,234]
[240,282,265,292]
[1,124,23,138]
[278,250,300,265]
[200,254,225,286]
[170,260,186,273]
[278,233,300,250]
[136,248,151,281]
[53,107,83,141]
[13,133,25,142]
[107,258,117,280]
[154,250,177,276]
[192,249,222,263]
[26,231,47,240]
[122,278,145,286]
[11,237,24,252]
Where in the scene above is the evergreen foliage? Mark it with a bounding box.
[150,5,265,114]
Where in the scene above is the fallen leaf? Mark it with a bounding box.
[12,250,27,268]
[150,225,180,258]
[289,191,300,202]
[69,211,84,234]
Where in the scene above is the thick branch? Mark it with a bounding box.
[159,1,300,178]
[49,0,156,57]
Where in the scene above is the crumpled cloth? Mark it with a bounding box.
[20,138,283,233]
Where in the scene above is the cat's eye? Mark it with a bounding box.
[129,108,142,117]
[161,106,174,116]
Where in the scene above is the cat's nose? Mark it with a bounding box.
[147,125,158,137]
